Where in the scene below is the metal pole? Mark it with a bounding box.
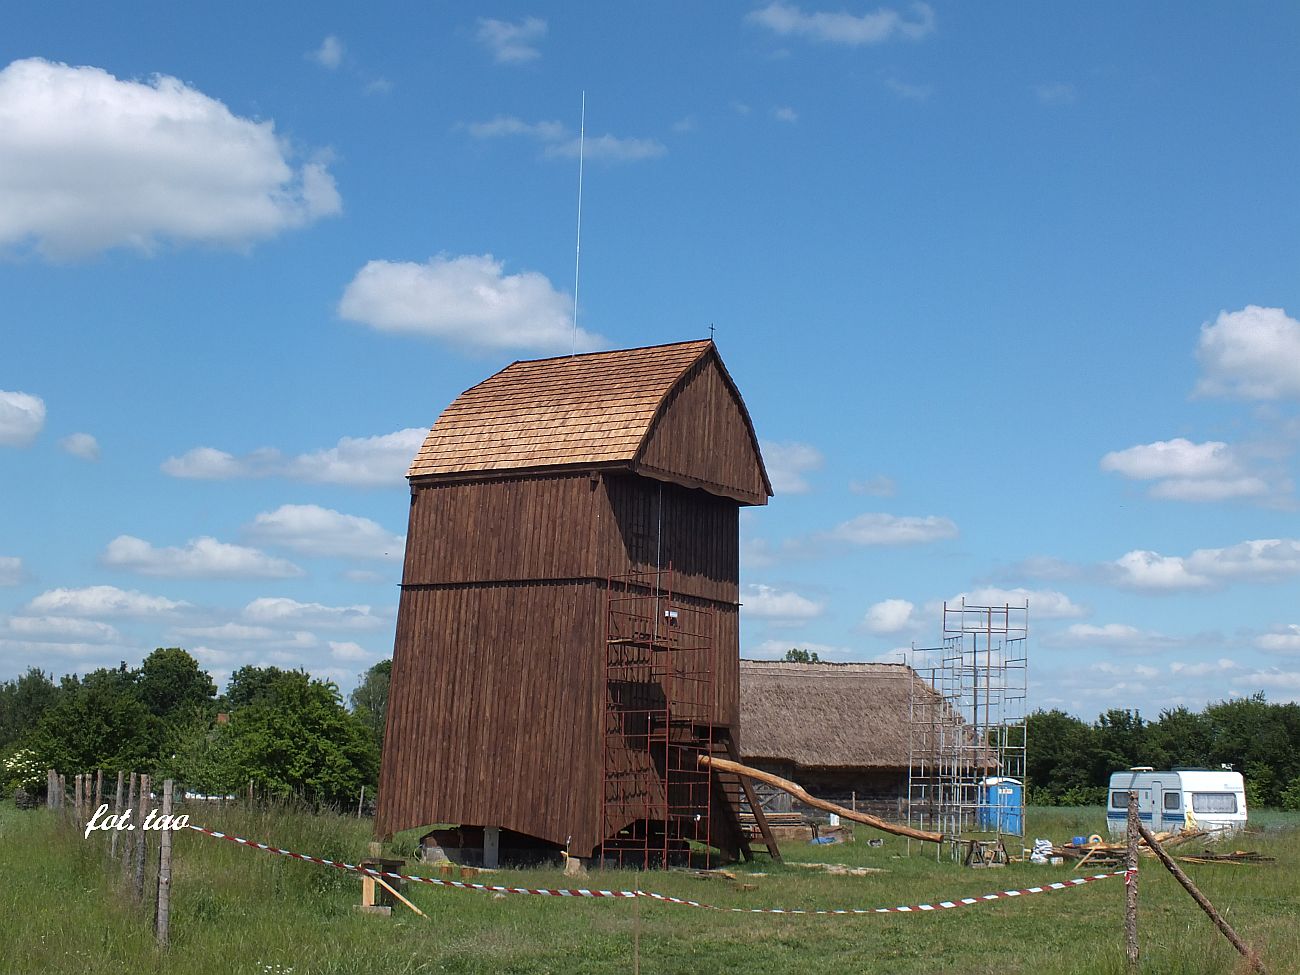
[1125,790,1139,968]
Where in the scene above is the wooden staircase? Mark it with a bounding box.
[707,730,782,862]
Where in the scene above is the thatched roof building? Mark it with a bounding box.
[738,659,966,814]
[739,660,935,771]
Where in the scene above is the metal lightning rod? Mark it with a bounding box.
[571,91,585,357]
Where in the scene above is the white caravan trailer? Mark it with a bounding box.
[1106,767,1247,836]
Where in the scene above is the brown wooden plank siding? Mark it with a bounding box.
[636,356,770,505]
[378,581,605,851]
[402,474,600,586]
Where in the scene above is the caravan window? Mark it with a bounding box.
[1163,792,1181,810]
[1110,791,1127,809]
[1192,792,1237,814]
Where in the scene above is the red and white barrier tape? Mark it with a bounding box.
[186,825,1132,915]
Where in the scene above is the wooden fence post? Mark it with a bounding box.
[156,779,173,948]
[134,773,151,902]
[1125,790,1139,968]
[46,770,55,809]
[123,773,138,871]
[111,772,125,859]
[95,769,103,812]
[75,773,83,819]
[1135,818,1267,973]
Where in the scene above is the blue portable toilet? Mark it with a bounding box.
[979,777,1023,835]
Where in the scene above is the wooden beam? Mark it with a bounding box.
[373,874,427,918]
[1134,818,1266,973]
[722,735,781,863]
[699,755,944,845]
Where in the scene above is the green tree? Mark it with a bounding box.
[349,659,391,752]
[225,669,379,805]
[782,648,821,663]
[0,668,60,752]
[137,647,217,719]
[26,667,160,773]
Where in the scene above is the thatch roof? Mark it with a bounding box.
[739,660,951,770]
[407,340,771,503]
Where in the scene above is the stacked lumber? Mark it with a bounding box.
[1052,829,1208,866]
[1177,850,1274,865]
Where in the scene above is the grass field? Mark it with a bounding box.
[1,801,1295,974]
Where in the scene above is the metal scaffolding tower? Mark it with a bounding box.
[907,600,1028,844]
[599,567,718,868]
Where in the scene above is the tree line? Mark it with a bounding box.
[0,648,390,807]
[1026,696,1300,809]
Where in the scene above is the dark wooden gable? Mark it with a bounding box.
[635,349,772,506]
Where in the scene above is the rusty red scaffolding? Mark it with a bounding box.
[599,566,718,868]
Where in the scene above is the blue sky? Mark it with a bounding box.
[2,2,1298,718]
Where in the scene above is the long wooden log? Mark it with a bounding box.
[699,755,943,844]
[1134,818,1266,974]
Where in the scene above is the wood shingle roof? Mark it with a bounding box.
[408,339,772,504]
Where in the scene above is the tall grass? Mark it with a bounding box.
[1,802,1295,974]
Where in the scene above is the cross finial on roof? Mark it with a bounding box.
[709,322,716,340]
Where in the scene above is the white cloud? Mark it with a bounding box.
[467,116,567,141]
[169,623,317,652]
[772,106,798,123]
[1052,623,1182,650]
[1101,438,1277,503]
[0,58,340,259]
[339,254,604,353]
[329,640,372,661]
[885,77,931,101]
[5,616,121,642]
[477,16,547,63]
[1111,549,1212,591]
[1035,82,1076,105]
[0,556,24,586]
[245,504,403,561]
[0,390,45,446]
[1101,439,1237,480]
[762,441,822,494]
[466,116,666,163]
[826,513,957,546]
[1257,626,1300,653]
[747,2,935,45]
[742,584,824,620]
[1111,538,1300,591]
[1232,669,1300,697]
[309,36,344,70]
[243,596,388,630]
[27,584,187,617]
[1196,306,1300,400]
[59,432,100,461]
[864,598,914,634]
[958,587,1086,619]
[162,427,425,487]
[543,134,667,162]
[1148,477,1270,502]
[1169,658,1239,678]
[102,535,304,579]
[849,475,896,497]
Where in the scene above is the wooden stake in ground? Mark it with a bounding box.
[699,755,944,844]
[95,769,103,812]
[134,773,151,902]
[46,770,55,810]
[123,773,138,872]
[1134,819,1266,974]
[1125,790,1139,968]
[156,779,173,948]
[110,771,125,860]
